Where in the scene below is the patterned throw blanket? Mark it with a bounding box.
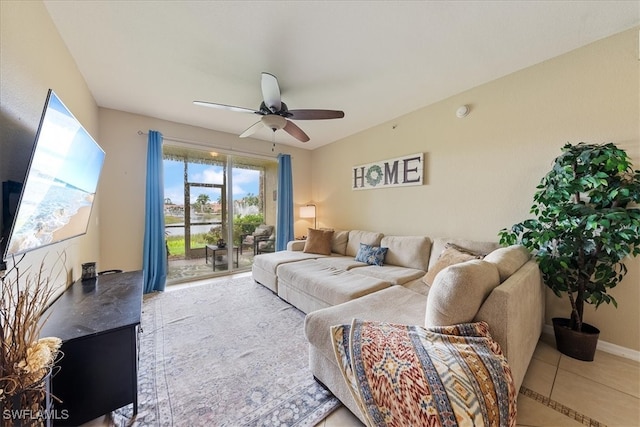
[331,320,517,427]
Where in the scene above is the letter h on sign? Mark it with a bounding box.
[353,167,366,189]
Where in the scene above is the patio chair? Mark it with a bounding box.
[240,224,274,255]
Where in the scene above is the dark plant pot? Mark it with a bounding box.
[552,317,600,361]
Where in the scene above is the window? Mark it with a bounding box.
[163,145,277,283]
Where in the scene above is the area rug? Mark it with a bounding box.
[113,276,340,426]
[166,263,217,282]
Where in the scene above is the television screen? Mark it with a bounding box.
[3,90,105,260]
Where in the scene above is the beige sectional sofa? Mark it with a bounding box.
[252,229,544,424]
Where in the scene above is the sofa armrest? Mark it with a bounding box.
[474,260,544,390]
[287,240,306,251]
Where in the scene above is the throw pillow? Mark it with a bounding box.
[355,243,388,266]
[346,230,384,257]
[422,243,485,286]
[303,228,334,255]
[331,230,350,255]
[424,259,501,327]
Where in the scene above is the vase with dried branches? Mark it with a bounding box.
[0,254,64,427]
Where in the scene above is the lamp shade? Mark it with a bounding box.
[299,205,316,218]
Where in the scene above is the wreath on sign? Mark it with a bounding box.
[365,165,383,187]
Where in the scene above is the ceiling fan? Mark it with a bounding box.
[193,72,344,143]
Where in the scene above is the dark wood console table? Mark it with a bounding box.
[39,270,142,426]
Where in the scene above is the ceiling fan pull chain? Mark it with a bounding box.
[271,128,276,152]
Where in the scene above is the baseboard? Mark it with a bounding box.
[542,324,640,362]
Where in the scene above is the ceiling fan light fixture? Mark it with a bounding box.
[262,114,287,131]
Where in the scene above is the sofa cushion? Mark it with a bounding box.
[346,230,384,257]
[315,255,367,270]
[354,243,388,266]
[305,286,428,365]
[424,259,500,327]
[352,265,426,286]
[331,230,350,255]
[252,250,325,275]
[277,259,390,307]
[380,235,431,270]
[303,228,334,255]
[423,243,484,286]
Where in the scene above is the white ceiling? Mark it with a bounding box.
[43,1,639,150]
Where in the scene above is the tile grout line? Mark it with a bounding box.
[519,386,607,427]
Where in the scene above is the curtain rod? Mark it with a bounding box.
[137,130,279,160]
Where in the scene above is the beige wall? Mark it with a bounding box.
[311,28,640,351]
[0,0,101,292]
[97,108,312,271]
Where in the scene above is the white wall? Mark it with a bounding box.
[311,28,640,351]
[97,108,312,271]
[0,0,101,291]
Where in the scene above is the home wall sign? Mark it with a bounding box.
[352,153,423,190]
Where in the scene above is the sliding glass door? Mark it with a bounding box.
[163,145,277,284]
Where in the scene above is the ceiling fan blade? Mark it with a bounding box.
[261,72,282,113]
[239,120,264,138]
[283,120,310,143]
[193,100,259,114]
[287,109,345,120]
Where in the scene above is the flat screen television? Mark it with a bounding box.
[2,89,105,261]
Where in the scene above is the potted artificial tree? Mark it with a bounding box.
[499,142,640,361]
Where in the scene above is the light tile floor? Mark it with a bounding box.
[318,337,640,427]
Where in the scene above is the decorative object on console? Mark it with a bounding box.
[500,142,640,361]
[81,262,96,281]
[0,255,64,427]
[299,204,317,229]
